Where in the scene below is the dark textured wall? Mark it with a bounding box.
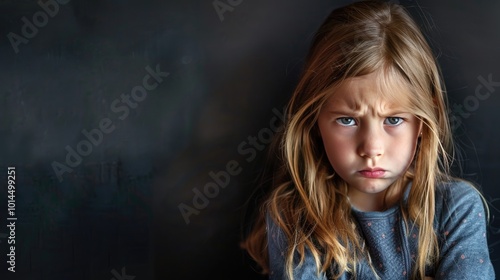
[0,0,499,279]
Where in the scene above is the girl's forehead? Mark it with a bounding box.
[325,70,413,110]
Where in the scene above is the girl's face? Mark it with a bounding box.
[317,71,421,211]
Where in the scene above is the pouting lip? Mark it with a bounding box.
[359,167,385,172]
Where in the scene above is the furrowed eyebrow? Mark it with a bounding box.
[326,110,362,116]
[326,110,411,117]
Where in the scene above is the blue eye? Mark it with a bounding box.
[385,117,403,126]
[336,117,356,126]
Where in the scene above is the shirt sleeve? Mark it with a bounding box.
[266,214,328,280]
[433,181,495,279]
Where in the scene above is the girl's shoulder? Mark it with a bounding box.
[435,179,483,202]
[434,179,488,226]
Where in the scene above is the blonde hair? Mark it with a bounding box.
[242,1,454,279]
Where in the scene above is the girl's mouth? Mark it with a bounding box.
[358,168,385,178]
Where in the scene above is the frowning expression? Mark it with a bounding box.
[317,71,421,210]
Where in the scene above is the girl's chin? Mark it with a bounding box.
[347,179,393,194]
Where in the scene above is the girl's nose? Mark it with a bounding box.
[357,126,384,159]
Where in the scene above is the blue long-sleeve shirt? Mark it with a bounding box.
[267,181,495,279]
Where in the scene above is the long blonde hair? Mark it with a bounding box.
[242,1,454,279]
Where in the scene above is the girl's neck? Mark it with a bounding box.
[348,179,407,212]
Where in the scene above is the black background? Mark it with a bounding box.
[0,0,499,279]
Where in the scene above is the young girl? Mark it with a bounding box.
[241,1,495,279]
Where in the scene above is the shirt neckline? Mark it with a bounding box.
[350,181,412,218]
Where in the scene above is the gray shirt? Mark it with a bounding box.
[267,181,495,279]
